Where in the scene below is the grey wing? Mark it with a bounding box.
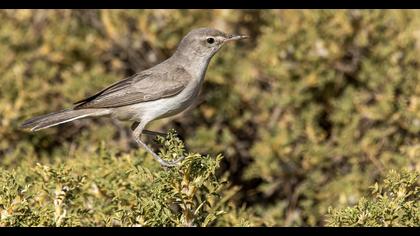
[74,66,191,109]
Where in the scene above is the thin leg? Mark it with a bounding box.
[132,123,185,167]
[142,129,166,137]
[131,121,167,137]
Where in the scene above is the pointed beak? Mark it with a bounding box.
[224,34,249,43]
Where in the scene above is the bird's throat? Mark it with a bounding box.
[173,53,211,82]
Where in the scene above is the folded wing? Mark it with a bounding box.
[74,66,191,109]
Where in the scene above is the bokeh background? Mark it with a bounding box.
[0,9,419,226]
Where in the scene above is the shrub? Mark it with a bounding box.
[326,169,419,226]
[0,10,419,226]
[0,130,254,226]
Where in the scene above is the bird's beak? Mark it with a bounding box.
[224,34,249,43]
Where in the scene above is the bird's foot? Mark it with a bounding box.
[134,135,184,167]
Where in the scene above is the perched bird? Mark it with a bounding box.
[20,27,248,166]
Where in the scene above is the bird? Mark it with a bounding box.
[20,27,248,167]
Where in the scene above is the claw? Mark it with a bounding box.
[133,133,184,167]
[131,122,184,167]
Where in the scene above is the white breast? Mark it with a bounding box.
[113,74,203,123]
[112,58,209,123]
[139,79,201,121]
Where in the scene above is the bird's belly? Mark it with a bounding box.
[153,85,199,118]
[118,82,200,122]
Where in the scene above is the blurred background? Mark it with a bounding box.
[0,9,419,226]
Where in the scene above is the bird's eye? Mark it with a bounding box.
[206,37,215,44]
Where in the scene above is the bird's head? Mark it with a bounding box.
[175,28,248,60]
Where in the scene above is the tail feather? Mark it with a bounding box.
[20,108,109,132]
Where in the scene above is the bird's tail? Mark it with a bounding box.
[20,108,110,132]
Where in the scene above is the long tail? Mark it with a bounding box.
[20,108,110,132]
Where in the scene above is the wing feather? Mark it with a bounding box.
[74,67,191,109]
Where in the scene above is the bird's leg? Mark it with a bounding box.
[131,122,166,137]
[142,129,167,137]
[132,123,185,167]
[131,121,189,160]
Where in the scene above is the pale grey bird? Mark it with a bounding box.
[20,28,248,167]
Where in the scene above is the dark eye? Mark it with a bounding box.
[206,37,215,44]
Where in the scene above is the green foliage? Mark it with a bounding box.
[0,10,419,226]
[0,130,252,226]
[326,169,419,226]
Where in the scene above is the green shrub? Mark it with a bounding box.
[326,169,419,226]
[0,10,419,226]
[0,130,254,226]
